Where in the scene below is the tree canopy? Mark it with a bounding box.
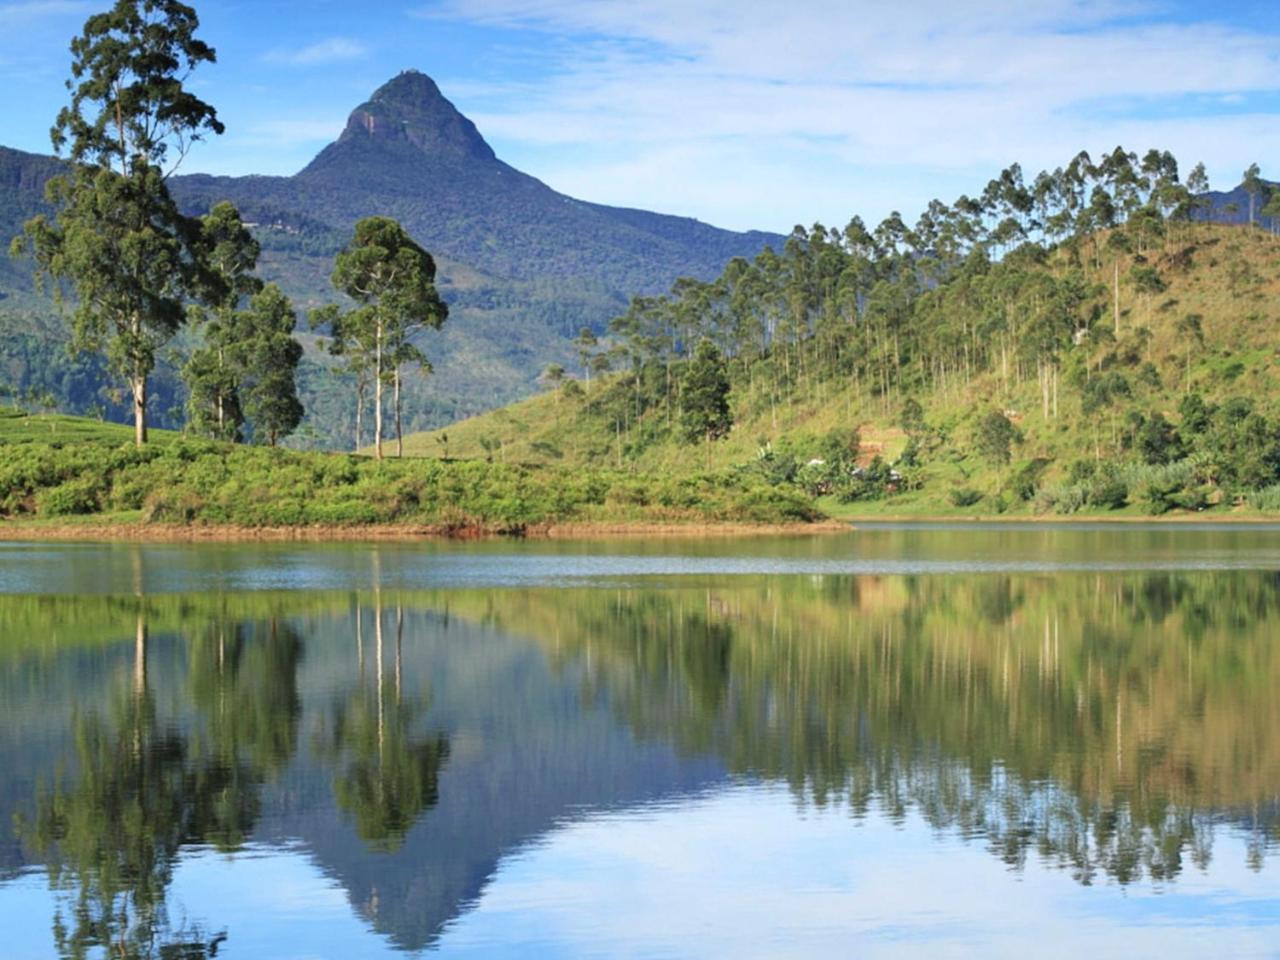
[13,0,224,445]
[320,216,448,459]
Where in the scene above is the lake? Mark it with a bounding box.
[1,524,1278,958]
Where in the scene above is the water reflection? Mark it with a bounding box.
[316,602,450,853]
[18,614,241,958]
[0,569,1278,955]
[466,574,1280,886]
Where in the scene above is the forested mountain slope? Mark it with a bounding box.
[0,71,781,441]
[402,182,1280,518]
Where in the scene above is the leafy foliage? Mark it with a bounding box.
[12,0,223,444]
[679,339,732,444]
[0,408,822,528]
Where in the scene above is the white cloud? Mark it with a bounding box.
[439,784,1280,958]
[264,37,369,67]
[416,0,1280,230]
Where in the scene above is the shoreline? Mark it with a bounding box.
[0,518,852,543]
[3,512,1280,544]
[840,512,1280,525]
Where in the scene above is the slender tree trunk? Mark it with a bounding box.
[134,612,147,700]
[357,606,364,676]
[395,367,403,458]
[132,373,147,447]
[375,599,384,765]
[216,345,225,437]
[374,324,384,460]
[665,362,671,426]
[1113,259,1120,335]
[395,603,403,701]
[355,386,364,454]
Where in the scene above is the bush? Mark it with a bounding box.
[1247,484,1280,512]
[1054,486,1088,515]
[1011,458,1050,502]
[1134,461,1195,515]
[1088,463,1129,509]
[141,489,205,523]
[1067,459,1096,484]
[107,476,150,511]
[949,487,983,508]
[753,450,799,487]
[0,434,833,530]
[1089,478,1128,510]
[38,477,101,517]
[605,481,650,507]
[794,460,831,497]
[834,456,893,503]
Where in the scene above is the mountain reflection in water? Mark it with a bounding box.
[0,568,1278,957]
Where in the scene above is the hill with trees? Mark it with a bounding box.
[398,147,1280,519]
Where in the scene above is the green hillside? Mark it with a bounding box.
[0,406,818,531]
[400,217,1280,518]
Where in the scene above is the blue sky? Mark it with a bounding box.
[1,0,1278,232]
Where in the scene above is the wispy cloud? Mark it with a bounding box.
[413,0,1280,229]
[263,37,369,67]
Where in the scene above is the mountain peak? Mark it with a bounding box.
[334,69,495,163]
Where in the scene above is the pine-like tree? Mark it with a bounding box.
[679,339,732,446]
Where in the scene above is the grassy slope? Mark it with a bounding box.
[0,408,822,533]
[398,223,1280,517]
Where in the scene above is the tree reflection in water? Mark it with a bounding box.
[317,599,450,853]
[7,568,1280,956]
[448,571,1280,886]
[18,606,303,959]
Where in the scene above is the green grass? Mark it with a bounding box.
[0,407,180,445]
[0,408,822,530]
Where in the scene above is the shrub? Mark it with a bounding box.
[1089,477,1129,510]
[1054,486,1088,515]
[0,433,833,530]
[1067,459,1096,484]
[834,456,892,503]
[949,487,983,508]
[605,482,650,507]
[107,476,150,511]
[1247,484,1280,512]
[141,489,205,524]
[38,477,101,517]
[1011,458,1050,502]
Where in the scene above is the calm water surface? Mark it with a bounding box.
[1,524,1278,958]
